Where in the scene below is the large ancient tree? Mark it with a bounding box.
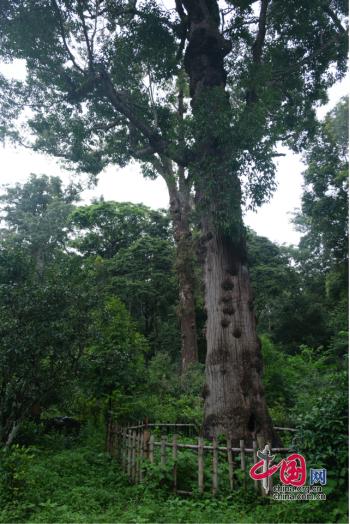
[0,0,347,442]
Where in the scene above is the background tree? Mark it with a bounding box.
[71,201,170,258]
[0,177,157,445]
[0,0,347,440]
[293,96,348,358]
[81,296,148,425]
[0,175,89,445]
[246,230,297,334]
[295,97,348,272]
[71,200,181,359]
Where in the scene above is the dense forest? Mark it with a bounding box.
[0,97,348,522]
[0,0,348,522]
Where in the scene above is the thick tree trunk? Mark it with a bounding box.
[181,0,276,443]
[201,222,275,443]
[168,177,198,373]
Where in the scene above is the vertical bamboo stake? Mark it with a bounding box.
[130,430,133,481]
[143,418,150,460]
[130,430,134,481]
[161,435,167,466]
[252,440,258,492]
[227,437,234,490]
[121,428,125,472]
[120,428,124,470]
[149,434,154,464]
[135,430,140,483]
[139,432,144,482]
[131,431,137,482]
[124,428,128,473]
[127,429,132,479]
[240,439,246,489]
[212,436,218,495]
[172,434,177,493]
[198,436,204,494]
[136,427,141,482]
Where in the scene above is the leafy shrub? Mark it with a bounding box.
[0,445,35,504]
[296,368,348,494]
[0,436,347,523]
[107,355,204,426]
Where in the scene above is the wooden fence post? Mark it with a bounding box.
[143,418,150,460]
[127,429,132,479]
[135,430,140,483]
[227,437,234,490]
[240,439,246,489]
[121,428,126,472]
[120,426,124,470]
[161,435,167,467]
[212,436,218,495]
[172,434,177,493]
[115,423,284,495]
[132,430,137,482]
[198,436,204,494]
[149,434,154,464]
[139,431,144,482]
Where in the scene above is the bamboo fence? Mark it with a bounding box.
[106,420,295,496]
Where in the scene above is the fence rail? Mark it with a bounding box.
[107,420,295,496]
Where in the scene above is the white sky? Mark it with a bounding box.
[0,60,348,246]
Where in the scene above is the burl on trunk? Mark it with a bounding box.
[202,227,275,443]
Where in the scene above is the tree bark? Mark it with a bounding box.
[180,0,276,443]
[201,225,275,443]
[137,71,199,374]
[168,176,198,373]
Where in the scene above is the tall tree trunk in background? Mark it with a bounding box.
[181,0,276,444]
[137,155,198,371]
[155,75,199,374]
[165,167,198,373]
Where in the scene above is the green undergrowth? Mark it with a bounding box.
[0,433,347,524]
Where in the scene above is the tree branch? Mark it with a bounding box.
[323,5,347,34]
[147,64,158,128]
[97,66,189,166]
[175,0,188,25]
[130,145,155,159]
[94,120,120,131]
[271,32,346,79]
[90,0,100,57]
[51,0,85,74]
[77,0,94,68]
[244,0,270,105]
[252,0,270,64]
